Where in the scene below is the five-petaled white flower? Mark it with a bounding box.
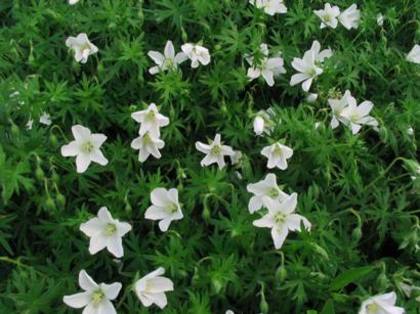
[131,103,169,137]
[246,43,286,87]
[39,112,52,126]
[131,132,165,162]
[249,0,287,16]
[145,188,183,232]
[65,33,98,64]
[69,0,80,4]
[314,3,341,29]
[247,173,289,213]
[253,193,311,249]
[290,40,332,92]
[340,98,378,135]
[261,142,293,170]
[134,267,174,309]
[328,90,354,129]
[148,40,188,75]
[80,207,132,258]
[338,4,361,30]
[195,133,235,169]
[61,125,108,173]
[359,292,405,314]
[63,270,122,314]
[181,43,211,68]
[406,44,420,64]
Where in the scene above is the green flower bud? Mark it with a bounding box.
[276,265,287,282]
[49,134,57,145]
[45,197,55,210]
[35,167,45,180]
[259,296,269,313]
[351,227,362,243]
[56,193,65,207]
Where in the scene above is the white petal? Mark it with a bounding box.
[302,77,313,92]
[76,154,91,173]
[145,205,169,220]
[102,282,122,300]
[88,234,107,255]
[61,141,80,157]
[248,196,263,213]
[290,73,309,86]
[63,292,90,308]
[151,188,171,207]
[148,51,165,65]
[90,150,108,166]
[271,227,289,249]
[98,207,113,222]
[72,125,91,142]
[253,215,274,228]
[151,292,168,309]
[287,214,311,231]
[262,70,275,86]
[116,221,132,237]
[164,40,175,59]
[147,277,174,293]
[97,299,116,314]
[195,141,211,153]
[78,270,98,291]
[106,236,124,258]
[158,218,172,232]
[80,218,103,237]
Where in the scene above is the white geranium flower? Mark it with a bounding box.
[131,103,169,137]
[80,207,132,258]
[26,119,33,130]
[314,3,341,29]
[181,43,211,68]
[328,90,354,129]
[306,93,318,103]
[246,43,286,87]
[340,98,378,135]
[131,132,165,162]
[359,292,405,314]
[63,270,122,314]
[195,133,235,169]
[406,44,420,64]
[61,125,108,173]
[39,112,52,126]
[145,188,183,232]
[134,267,174,309]
[65,33,98,64]
[290,40,332,92]
[226,311,234,314]
[148,40,188,75]
[253,109,274,136]
[253,193,311,249]
[377,14,384,26]
[230,150,243,165]
[261,142,293,170]
[338,4,361,30]
[246,173,289,213]
[69,0,80,4]
[249,0,287,15]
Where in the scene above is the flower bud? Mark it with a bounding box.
[45,197,55,210]
[35,167,45,180]
[306,93,318,103]
[351,226,362,243]
[56,193,65,207]
[49,134,58,146]
[276,265,287,282]
[253,116,265,136]
[259,295,269,313]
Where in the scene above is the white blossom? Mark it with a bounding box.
[314,3,341,29]
[65,33,98,63]
[80,207,132,258]
[69,0,80,4]
[246,43,286,86]
[63,270,122,314]
[253,193,311,249]
[328,90,354,129]
[131,103,169,137]
[131,132,165,162]
[61,125,108,173]
[253,109,274,136]
[359,292,405,314]
[290,40,332,92]
[195,134,235,169]
[246,173,289,213]
[230,150,243,165]
[339,4,361,30]
[145,188,183,232]
[181,43,211,68]
[134,267,174,309]
[377,14,384,26]
[340,98,378,135]
[148,40,188,75]
[261,142,293,170]
[249,0,287,16]
[26,119,33,130]
[39,112,52,126]
[406,44,420,64]
[306,93,318,103]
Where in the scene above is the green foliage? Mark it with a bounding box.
[0,0,419,313]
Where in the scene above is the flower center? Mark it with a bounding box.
[210,144,222,156]
[167,203,178,214]
[104,223,117,236]
[163,58,174,69]
[143,133,152,145]
[81,141,94,153]
[273,144,283,157]
[91,289,105,306]
[308,67,318,77]
[274,212,287,225]
[268,187,280,198]
[324,14,332,22]
[366,302,379,313]
[145,110,156,122]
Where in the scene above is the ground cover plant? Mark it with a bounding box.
[0,0,419,313]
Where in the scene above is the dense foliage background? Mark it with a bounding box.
[0,0,419,313]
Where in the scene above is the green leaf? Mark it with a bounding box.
[330,266,374,291]
[320,299,335,314]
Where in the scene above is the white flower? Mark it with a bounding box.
[328,90,354,129]
[306,93,318,103]
[131,103,169,137]
[290,40,332,92]
[253,116,265,136]
[246,173,289,213]
[340,98,378,135]
[134,267,174,309]
[39,112,52,126]
[147,40,188,75]
[253,193,311,249]
[61,125,108,173]
[195,134,235,169]
[339,4,361,30]
[230,150,243,165]
[359,292,405,314]
[131,132,165,162]
[406,44,420,64]
[253,109,274,136]
[65,33,98,64]
[181,43,211,68]
[69,0,80,4]
[226,311,234,314]
[26,119,33,130]
[63,270,122,314]
[145,188,183,232]
[314,3,341,29]
[80,207,132,258]
[249,0,287,16]
[246,43,286,87]
[377,14,384,26]
[261,142,293,170]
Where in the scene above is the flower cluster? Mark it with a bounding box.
[314,3,361,30]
